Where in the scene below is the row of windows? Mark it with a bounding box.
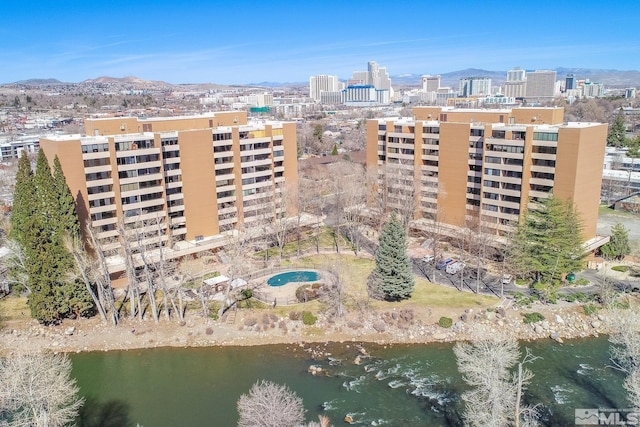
[533,132,559,141]
[82,143,109,153]
[86,171,111,181]
[115,140,154,151]
[84,158,110,168]
[213,133,232,141]
[486,144,524,154]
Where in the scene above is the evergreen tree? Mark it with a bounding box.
[10,152,34,245]
[20,151,91,323]
[510,196,585,284]
[52,155,80,238]
[608,111,628,147]
[601,223,630,261]
[370,214,414,301]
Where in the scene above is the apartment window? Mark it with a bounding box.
[482,203,499,212]
[117,156,136,165]
[213,133,233,141]
[118,170,138,179]
[532,145,557,155]
[378,125,386,131]
[470,128,484,137]
[83,158,110,167]
[492,130,506,138]
[120,183,139,193]
[439,114,447,122]
[81,143,109,153]
[425,127,439,134]
[85,171,111,181]
[533,132,558,141]
[512,131,526,140]
[485,156,501,164]
[483,192,499,200]
[162,138,178,146]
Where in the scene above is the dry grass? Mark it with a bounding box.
[0,296,30,322]
[284,254,498,310]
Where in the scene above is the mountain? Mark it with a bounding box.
[246,81,307,88]
[82,76,170,86]
[8,78,66,86]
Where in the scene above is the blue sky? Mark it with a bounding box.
[2,0,639,85]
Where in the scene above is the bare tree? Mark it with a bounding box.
[236,380,305,427]
[3,239,31,294]
[85,225,119,326]
[0,352,84,427]
[117,219,143,320]
[454,328,539,427]
[608,306,640,408]
[320,260,347,319]
[65,235,108,323]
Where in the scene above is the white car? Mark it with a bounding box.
[502,274,513,284]
[422,255,435,263]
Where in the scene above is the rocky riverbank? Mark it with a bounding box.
[0,300,612,355]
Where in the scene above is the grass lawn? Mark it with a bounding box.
[278,254,498,311]
[0,296,30,322]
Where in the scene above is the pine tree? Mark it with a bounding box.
[370,214,414,301]
[608,111,628,147]
[601,223,630,261]
[10,152,35,245]
[21,151,91,323]
[52,155,80,238]
[510,196,585,284]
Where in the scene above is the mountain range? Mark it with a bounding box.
[6,67,640,88]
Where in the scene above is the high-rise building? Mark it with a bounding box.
[507,67,526,82]
[39,112,298,274]
[458,77,492,97]
[421,75,441,92]
[366,106,608,246]
[526,70,557,99]
[309,75,340,102]
[351,61,392,92]
[565,74,576,91]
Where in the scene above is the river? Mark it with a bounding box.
[71,336,627,426]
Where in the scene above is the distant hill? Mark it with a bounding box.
[246,81,307,88]
[82,76,170,86]
[8,78,66,86]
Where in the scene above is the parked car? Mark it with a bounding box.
[502,274,513,284]
[422,254,435,263]
[446,261,465,275]
[436,258,455,270]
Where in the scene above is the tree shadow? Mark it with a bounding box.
[76,396,136,427]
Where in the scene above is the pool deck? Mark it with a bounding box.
[251,270,323,306]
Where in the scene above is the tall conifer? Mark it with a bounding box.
[370,214,414,301]
[10,152,34,245]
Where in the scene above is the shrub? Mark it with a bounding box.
[438,317,453,328]
[205,327,214,335]
[289,311,301,321]
[612,265,629,273]
[521,312,545,324]
[241,289,253,300]
[302,311,317,325]
[295,285,319,303]
[244,317,258,327]
[372,322,386,332]
[583,303,598,316]
[575,278,589,286]
[347,320,363,329]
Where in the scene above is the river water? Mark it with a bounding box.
[71,337,627,426]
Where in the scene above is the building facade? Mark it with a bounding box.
[458,77,492,97]
[525,70,557,99]
[366,106,608,244]
[39,112,297,271]
[309,75,340,102]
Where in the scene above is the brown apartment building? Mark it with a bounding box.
[366,106,608,247]
[39,112,297,272]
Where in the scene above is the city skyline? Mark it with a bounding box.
[2,0,639,85]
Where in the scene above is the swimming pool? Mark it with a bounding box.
[267,271,319,287]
